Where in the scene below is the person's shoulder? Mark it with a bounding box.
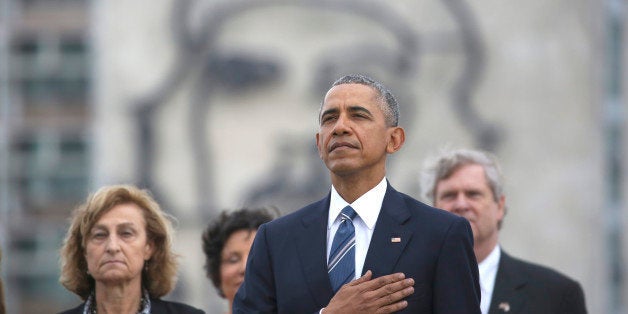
[57,304,84,314]
[57,303,84,314]
[151,298,205,314]
[498,252,587,312]
[263,196,327,228]
[502,251,582,287]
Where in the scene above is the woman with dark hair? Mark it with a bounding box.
[58,184,204,314]
[201,208,275,314]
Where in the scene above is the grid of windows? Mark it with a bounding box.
[2,0,91,312]
[10,133,89,213]
[12,36,89,108]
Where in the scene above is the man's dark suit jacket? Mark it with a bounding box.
[58,298,205,314]
[234,184,481,313]
[488,251,587,314]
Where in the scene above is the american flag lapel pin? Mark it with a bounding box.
[391,236,401,243]
[498,302,510,312]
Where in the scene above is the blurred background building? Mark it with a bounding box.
[0,0,624,313]
[1,0,91,312]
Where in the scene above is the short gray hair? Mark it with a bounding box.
[420,148,504,206]
[319,74,399,127]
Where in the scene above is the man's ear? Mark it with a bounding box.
[316,132,323,158]
[497,195,506,220]
[386,127,405,154]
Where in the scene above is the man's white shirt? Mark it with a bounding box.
[478,245,501,314]
[326,177,387,280]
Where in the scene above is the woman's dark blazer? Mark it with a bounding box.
[58,298,205,314]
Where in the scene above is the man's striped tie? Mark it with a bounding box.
[328,205,357,293]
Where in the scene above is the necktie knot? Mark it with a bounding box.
[341,205,357,221]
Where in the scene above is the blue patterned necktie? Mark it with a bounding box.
[328,205,357,293]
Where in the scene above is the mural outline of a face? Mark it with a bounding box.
[132,0,492,219]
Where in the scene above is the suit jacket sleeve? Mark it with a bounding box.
[233,223,277,314]
[558,279,587,314]
[433,217,481,313]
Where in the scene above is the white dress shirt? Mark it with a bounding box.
[478,245,501,314]
[326,177,387,280]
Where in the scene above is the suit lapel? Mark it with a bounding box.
[295,196,334,306]
[362,185,413,278]
[489,251,527,314]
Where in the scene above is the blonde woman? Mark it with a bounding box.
[59,185,204,314]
